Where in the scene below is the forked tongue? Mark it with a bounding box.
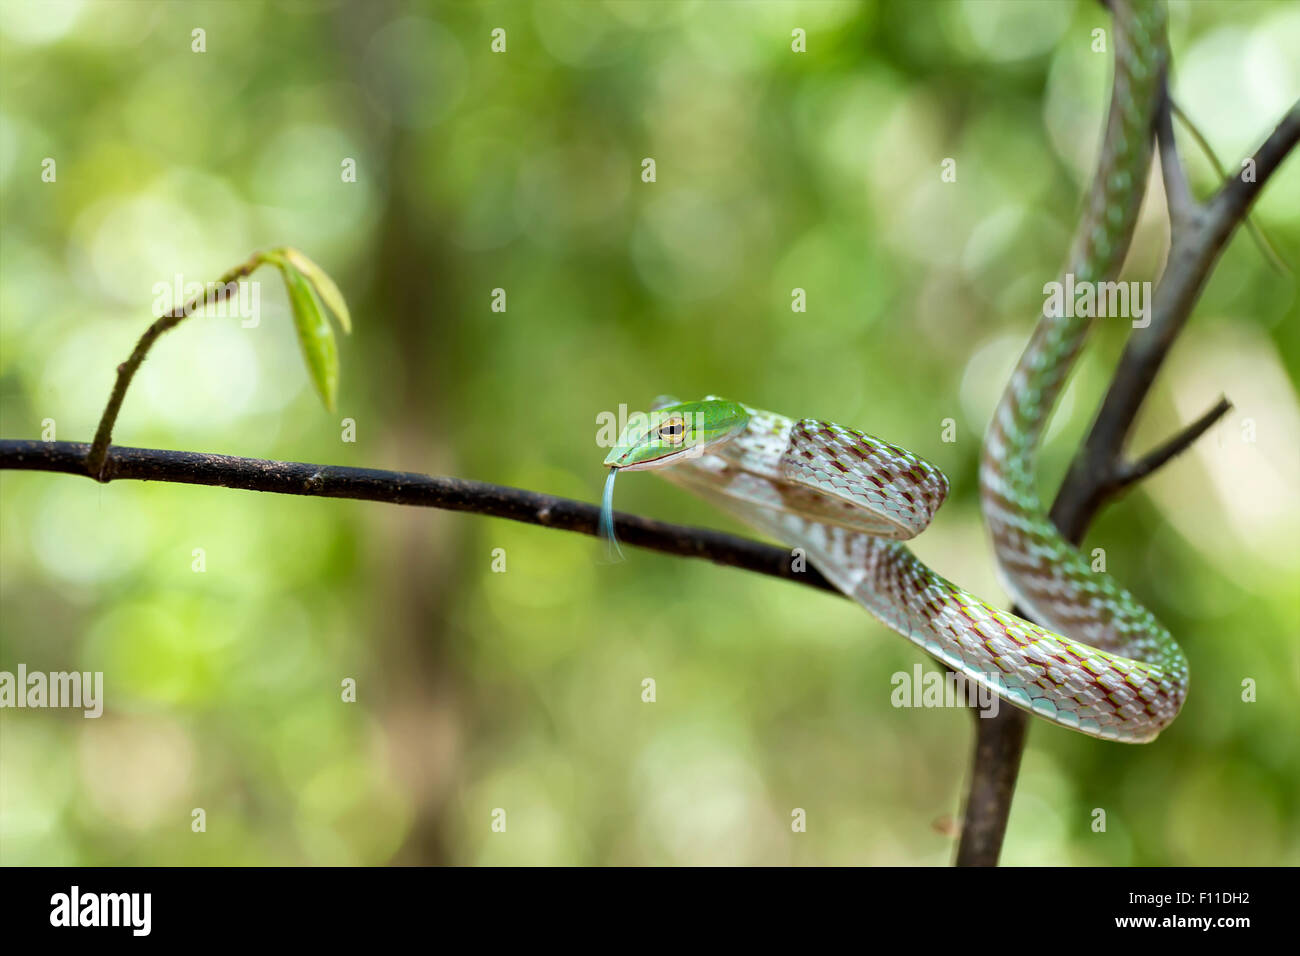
[599,467,625,562]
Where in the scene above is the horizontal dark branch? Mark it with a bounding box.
[0,439,836,595]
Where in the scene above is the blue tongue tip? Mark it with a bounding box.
[599,468,625,563]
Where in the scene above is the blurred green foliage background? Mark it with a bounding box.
[1,0,1297,866]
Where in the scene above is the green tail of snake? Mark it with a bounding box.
[601,0,1185,743]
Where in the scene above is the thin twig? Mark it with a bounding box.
[1115,395,1231,488]
[1157,85,1196,234]
[85,254,264,482]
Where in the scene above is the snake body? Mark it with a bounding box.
[603,0,1186,742]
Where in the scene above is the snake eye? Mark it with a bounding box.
[657,419,686,445]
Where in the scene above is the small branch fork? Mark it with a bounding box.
[1051,98,1298,545]
[954,96,1299,867]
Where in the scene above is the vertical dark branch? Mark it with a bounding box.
[955,707,1030,867]
[953,94,1298,867]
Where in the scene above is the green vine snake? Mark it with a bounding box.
[600,0,1185,743]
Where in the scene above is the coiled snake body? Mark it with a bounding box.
[602,0,1186,743]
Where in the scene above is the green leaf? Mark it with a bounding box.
[273,257,339,413]
[282,247,352,333]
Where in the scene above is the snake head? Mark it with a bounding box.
[603,398,749,472]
